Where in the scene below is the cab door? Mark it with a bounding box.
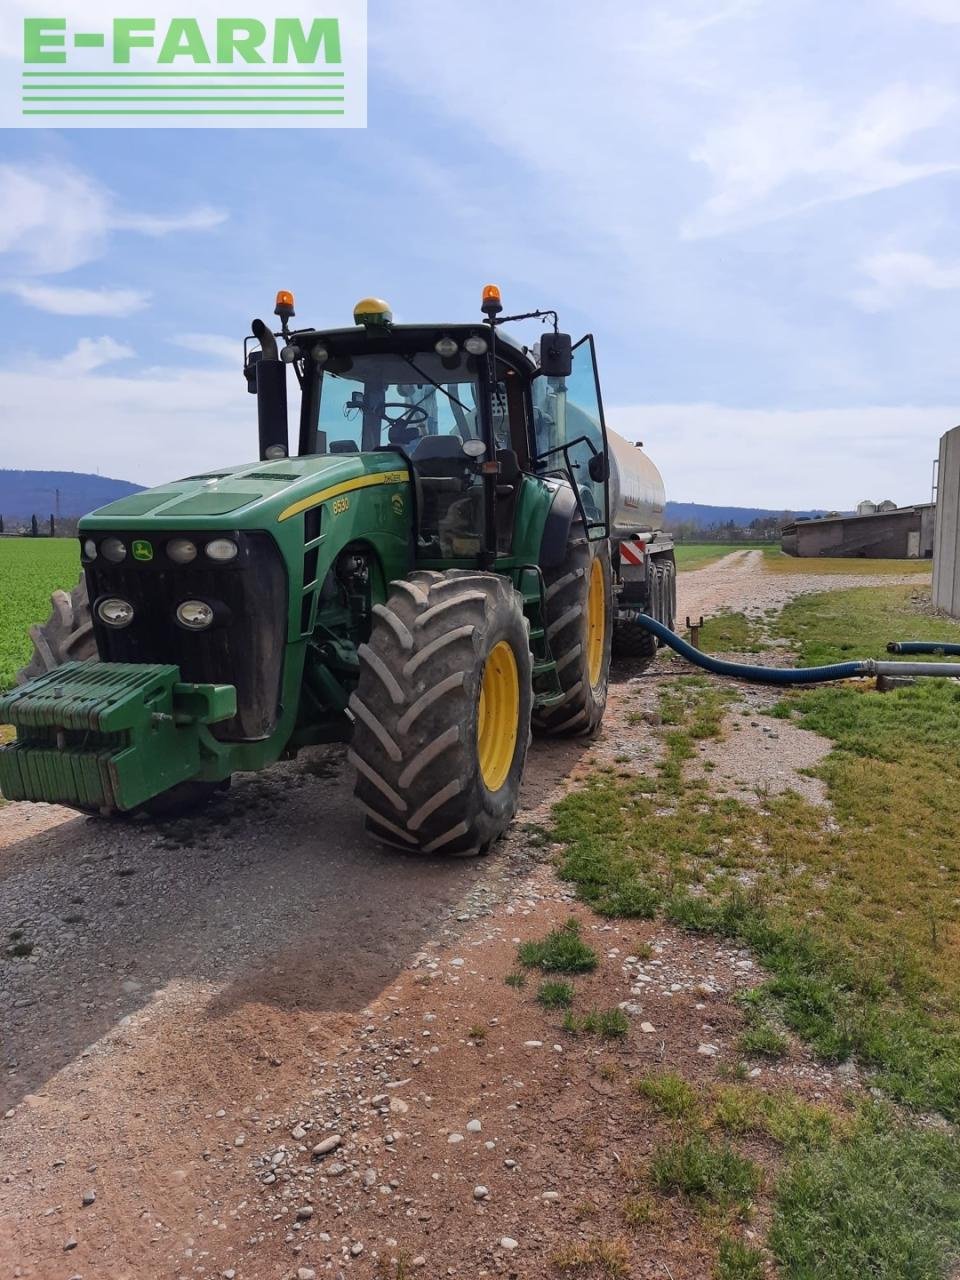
[533,335,609,539]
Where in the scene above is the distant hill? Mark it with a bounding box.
[665,501,830,529]
[0,471,827,532]
[0,471,144,520]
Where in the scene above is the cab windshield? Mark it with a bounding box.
[308,350,490,455]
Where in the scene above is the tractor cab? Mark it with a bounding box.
[246,288,611,567]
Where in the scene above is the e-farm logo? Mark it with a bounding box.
[6,1,366,128]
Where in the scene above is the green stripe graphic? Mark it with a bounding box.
[22,108,346,115]
[23,95,345,101]
[22,70,344,77]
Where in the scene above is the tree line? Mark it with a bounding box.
[0,514,81,537]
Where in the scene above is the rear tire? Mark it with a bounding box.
[350,570,533,855]
[16,578,96,684]
[532,536,613,737]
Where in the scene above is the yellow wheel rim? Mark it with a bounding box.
[586,556,606,689]
[477,640,520,792]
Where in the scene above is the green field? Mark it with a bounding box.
[762,547,933,575]
[0,538,81,689]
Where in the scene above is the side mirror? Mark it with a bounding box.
[539,332,573,378]
[588,452,609,483]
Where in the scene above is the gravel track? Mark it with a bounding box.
[0,550,913,1277]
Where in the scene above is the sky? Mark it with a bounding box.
[0,0,958,509]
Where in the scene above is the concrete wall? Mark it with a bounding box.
[933,425,960,616]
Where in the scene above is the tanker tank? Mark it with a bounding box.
[606,429,666,540]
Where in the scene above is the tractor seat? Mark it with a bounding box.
[411,434,470,491]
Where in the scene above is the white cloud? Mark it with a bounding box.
[0,361,253,484]
[56,337,136,376]
[607,402,953,508]
[624,0,761,54]
[5,281,150,317]
[112,207,227,237]
[170,333,240,364]
[899,0,960,22]
[852,249,960,310]
[684,83,960,238]
[0,161,226,275]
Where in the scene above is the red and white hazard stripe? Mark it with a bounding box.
[620,539,646,566]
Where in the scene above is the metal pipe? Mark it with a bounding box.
[887,641,960,656]
[619,611,960,685]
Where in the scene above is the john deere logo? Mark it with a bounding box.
[132,539,153,561]
[9,2,367,129]
[391,493,405,516]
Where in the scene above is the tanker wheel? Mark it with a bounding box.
[532,534,613,737]
[16,575,225,820]
[16,577,96,684]
[656,557,677,633]
[612,551,658,667]
[349,570,533,855]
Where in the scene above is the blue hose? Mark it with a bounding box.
[620,612,960,685]
[887,641,960,656]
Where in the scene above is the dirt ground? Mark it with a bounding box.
[0,553,922,1280]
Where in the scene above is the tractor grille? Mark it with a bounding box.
[83,530,287,741]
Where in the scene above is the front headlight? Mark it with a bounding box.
[101,537,126,563]
[434,336,459,358]
[176,600,215,630]
[97,597,134,628]
[82,538,98,561]
[167,538,197,564]
[205,538,239,563]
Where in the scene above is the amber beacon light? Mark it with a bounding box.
[481,283,503,317]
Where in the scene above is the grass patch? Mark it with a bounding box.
[762,548,932,576]
[650,1135,762,1207]
[0,538,82,690]
[711,1086,836,1150]
[697,611,765,654]
[715,1236,765,1280]
[564,1007,629,1039]
[635,1071,701,1122]
[537,980,575,1009]
[621,1195,655,1227]
[517,918,598,974]
[581,1007,629,1038]
[550,1239,631,1277]
[504,970,527,990]
[769,1106,960,1280]
[737,1019,789,1059]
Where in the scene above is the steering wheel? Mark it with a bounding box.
[383,402,429,445]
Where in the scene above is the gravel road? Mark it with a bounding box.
[0,550,930,1278]
[0,550,927,1112]
[677,547,927,620]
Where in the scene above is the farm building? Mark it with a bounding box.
[781,501,936,559]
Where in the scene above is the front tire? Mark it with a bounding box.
[532,536,613,737]
[349,571,533,855]
[17,578,96,684]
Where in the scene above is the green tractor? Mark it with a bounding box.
[0,286,675,854]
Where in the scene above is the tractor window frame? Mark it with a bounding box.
[532,334,610,541]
